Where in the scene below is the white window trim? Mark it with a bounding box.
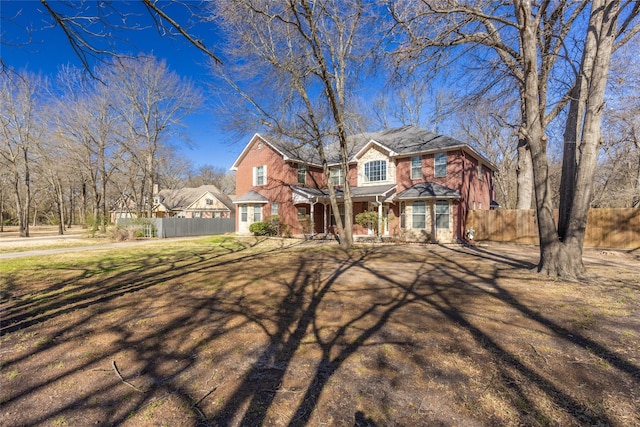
[412,201,426,229]
[253,165,267,186]
[434,153,447,177]
[364,160,387,182]
[435,200,450,229]
[411,156,422,180]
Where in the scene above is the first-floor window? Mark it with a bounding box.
[412,201,426,229]
[330,204,345,226]
[435,200,450,229]
[297,206,307,219]
[271,202,279,216]
[254,205,262,222]
[240,205,248,222]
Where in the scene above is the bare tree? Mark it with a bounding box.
[187,164,236,194]
[392,0,640,277]
[102,56,202,216]
[51,67,121,231]
[456,98,520,208]
[211,0,380,249]
[0,69,46,237]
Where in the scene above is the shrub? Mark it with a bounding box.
[355,211,379,234]
[249,221,277,236]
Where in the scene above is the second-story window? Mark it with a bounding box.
[364,160,387,182]
[434,152,447,177]
[411,156,422,179]
[477,162,483,180]
[298,164,307,185]
[253,165,266,186]
[329,167,343,186]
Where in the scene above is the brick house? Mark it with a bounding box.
[231,125,497,243]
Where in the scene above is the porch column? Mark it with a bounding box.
[378,202,383,236]
[324,203,328,234]
[310,202,315,236]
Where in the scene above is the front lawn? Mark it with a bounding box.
[1,238,638,426]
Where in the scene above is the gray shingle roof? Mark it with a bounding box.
[348,125,467,158]
[233,190,269,203]
[395,182,461,200]
[262,125,492,167]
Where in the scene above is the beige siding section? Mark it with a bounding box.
[357,146,396,186]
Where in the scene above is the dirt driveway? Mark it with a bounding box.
[1,236,638,426]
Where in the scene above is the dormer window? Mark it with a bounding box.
[364,160,387,182]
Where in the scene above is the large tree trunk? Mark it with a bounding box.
[540,0,618,278]
[516,137,534,209]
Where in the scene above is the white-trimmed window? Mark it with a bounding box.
[412,201,426,229]
[297,207,307,219]
[434,153,447,177]
[364,160,387,182]
[253,165,267,186]
[329,167,343,186]
[477,163,483,180]
[206,198,213,205]
[271,202,279,216]
[435,200,450,229]
[253,205,262,222]
[411,156,422,179]
[240,204,248,222]
[298,164,307,185]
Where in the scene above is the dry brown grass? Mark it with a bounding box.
[1,238,639,426]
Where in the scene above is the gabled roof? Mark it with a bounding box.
[395,182,461,200]
[155,185,234,211]
[231,126,497,170]
[347,125,497,170]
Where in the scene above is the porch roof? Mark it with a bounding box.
[291,184,396,203]
[395,182,461,200]
[233,190,269,204]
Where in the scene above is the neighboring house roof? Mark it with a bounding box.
[233,190,269,204]
[395,182,461,200]
[155,185,235,211]
[232,126,497,170]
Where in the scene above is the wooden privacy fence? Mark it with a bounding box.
[466,208,640,250]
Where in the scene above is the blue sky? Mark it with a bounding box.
[1,0,246,170]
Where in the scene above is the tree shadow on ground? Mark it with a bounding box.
[1,240,638,426]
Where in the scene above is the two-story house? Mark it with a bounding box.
[231,125,497,243]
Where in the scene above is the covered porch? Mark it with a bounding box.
[290,184,396,237]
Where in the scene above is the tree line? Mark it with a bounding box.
[0,57,234,237]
